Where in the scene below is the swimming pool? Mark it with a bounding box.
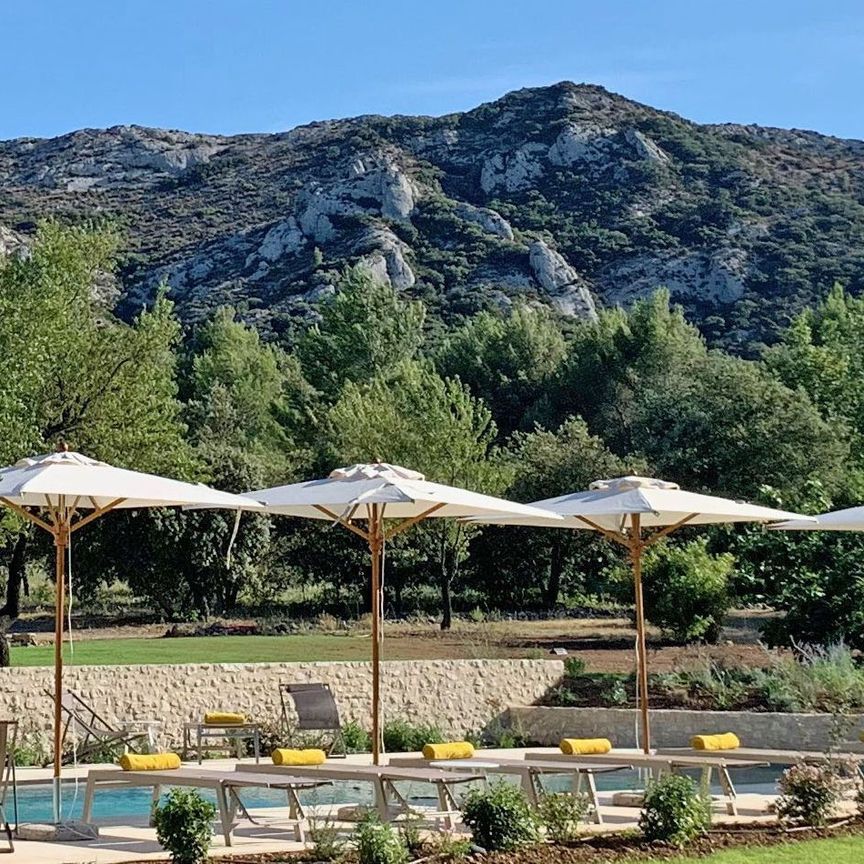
[12,765,783,825]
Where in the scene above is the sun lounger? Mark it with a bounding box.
[523,750,767,816]
[386,754,627,824]
[656,746,864,778]
[82,767,330,846]
[236,761,483,828]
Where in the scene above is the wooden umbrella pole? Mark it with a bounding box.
[52,513,69,821]
[369,504,383,764]
[631,514,651,754]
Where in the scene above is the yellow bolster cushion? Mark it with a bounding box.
[422,741,475,761]
[119,752,181,771]
[204,712,246,726]
[559,738,612,756]
[691,732,741,751]
[271,748,327,766]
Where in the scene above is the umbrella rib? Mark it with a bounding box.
[0,497,55,535]
[313,505,370,541]
[642,513,699,547]
[574,515,630,548]
[384,503,446,540]
[69,498,127,533]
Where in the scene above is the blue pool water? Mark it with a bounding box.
[13,766,784,826]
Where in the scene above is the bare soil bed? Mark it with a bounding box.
[129,819,864,863]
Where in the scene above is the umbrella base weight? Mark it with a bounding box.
[18,821,100,842]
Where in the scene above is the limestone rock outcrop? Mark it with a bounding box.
[454,202,514,239]
[528,241,598,321]
[354,227,415,290]
[481,144,546,193]
[603,248,748,305]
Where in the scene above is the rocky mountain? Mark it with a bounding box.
[1,81,863,351]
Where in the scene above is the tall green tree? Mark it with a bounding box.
[764,284,864,495]
[186,306,315,483]
[435,305,566,438]
[627,353,849,500]
[468,417,637,609]
[328,360,507,628]
[0,224,194,634]
[297,266,425,400]
[165,306,320,615]
[539,290,707,453]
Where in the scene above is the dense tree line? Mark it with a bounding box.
[1,224,863,647]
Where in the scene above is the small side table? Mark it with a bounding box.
[182,722,261,765]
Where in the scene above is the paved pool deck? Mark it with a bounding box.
[10,748,788,863]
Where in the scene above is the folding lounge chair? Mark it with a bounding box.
[51,689,151,766]
[279,683,346,757]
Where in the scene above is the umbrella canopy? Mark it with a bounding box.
[772,506,864,532]
[0,449,266,511]
[0,447,263,821]
[251,462,561,522]
[468,476,811,531]
[250,462,563,761]
[466,475,813,752]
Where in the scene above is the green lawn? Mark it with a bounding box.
[12,634,378,666]
[10,632,503,666]
[681,836,864,864]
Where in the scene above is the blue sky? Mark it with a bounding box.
[2,1,863,140]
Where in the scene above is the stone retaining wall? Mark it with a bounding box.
[8,659,857,754]
[1,658,565,748]
[507,706,864,751]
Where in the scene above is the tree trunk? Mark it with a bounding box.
[439,564,452,631]
[437,526,453,631]
[392,578,403,619]
[0,532,28,620]
[544,537,563,609]
[0,532,27,668]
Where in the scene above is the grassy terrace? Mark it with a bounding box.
[8,614,772,668]
[10,633,513,666]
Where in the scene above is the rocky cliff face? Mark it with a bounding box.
[1,82,863,349]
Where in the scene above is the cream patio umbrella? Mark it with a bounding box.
[247,462,564,763]
[465,475,813,753]
[773,506,864,531]
[0,445,264,821]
